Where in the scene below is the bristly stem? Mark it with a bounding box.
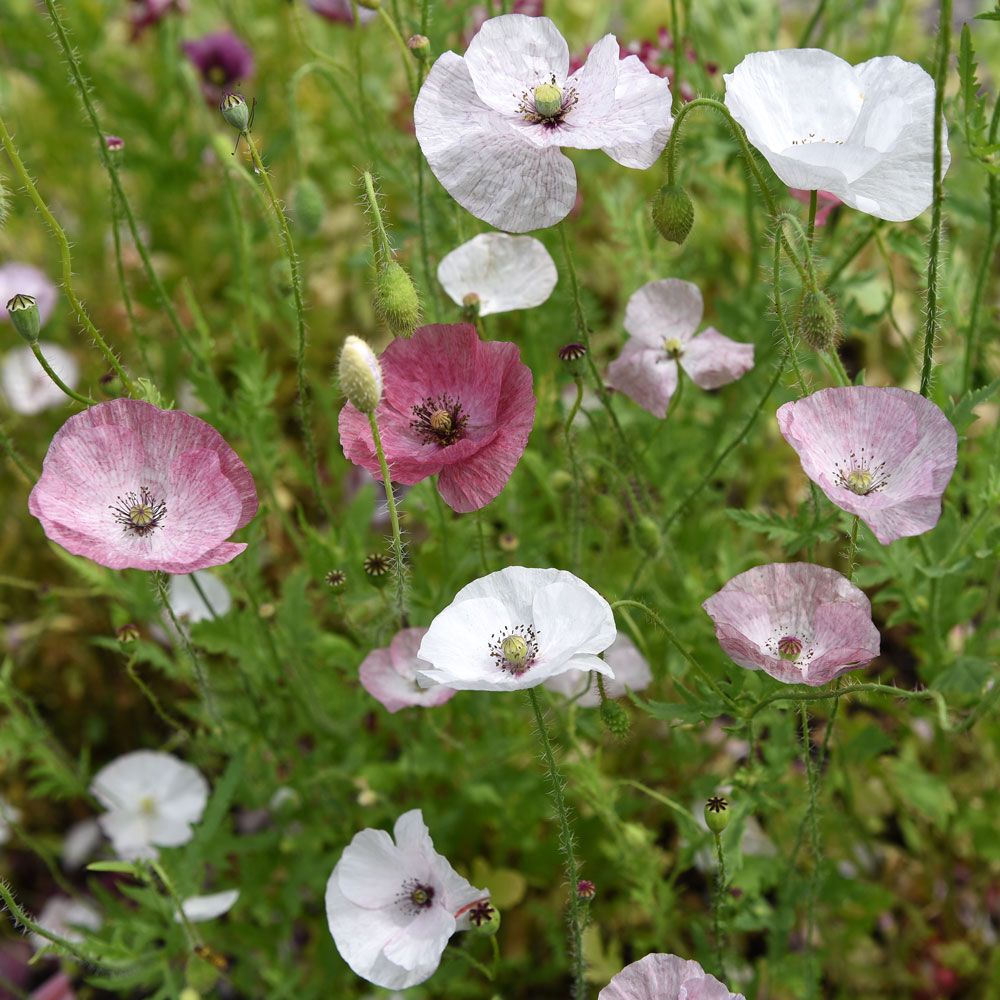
[670,0,682,111]
[564,378,585,572]
[368,412,408,628]
[800,701,822,998]
[713,833,729,980]
[918,0,952,398]
[527,687,586,999]
[807,189,818,242]
[0,425,36,482]
[377,7,417,97]
[244,132,332,526]
[0,115,136,395]
[29,343,92,406]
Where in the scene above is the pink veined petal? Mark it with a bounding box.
[599,953,745,1000]
[680,328,755,390]
[415,51,577,232]
[624,279,703,348]
[803,600,880,685]
[599,53,674,168]
[462,14,570,117]
[606,344,679,419]
[381,904,455,971]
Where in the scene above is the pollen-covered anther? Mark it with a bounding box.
[834,447,889,496]
[663,337,684,359]
[488,625,539,676]
[411,394,468,446]
[110,486,167,537]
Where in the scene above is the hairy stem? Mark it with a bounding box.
[368,412,408,627]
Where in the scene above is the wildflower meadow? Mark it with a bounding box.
[1,0,999,997]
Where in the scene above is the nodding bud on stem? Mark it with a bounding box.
[651,184,695,245]
[795,289,842,351]
[6,294,40,343]
[704,795,730,835]
[636,515,661,553]
[220,92,250,132]
[339,335,383,413]
[293,178,325,239]
[374,261,421,337]
[407,35,430,60]
[600,697,631,738]
[104,135,125,161]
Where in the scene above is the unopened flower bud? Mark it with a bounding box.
[293,178,325,239]
[220,92,250,132]
[498,531,519,553]
[6,294,40,343]
[551,469,573,492]
[600,697,631,738]
[339,335,383,413]
[374,261,421,336]
[363,551,392,587]
[461,292,481,322]
[577,879,596,900]
[407,34,430,61]
[593,492,620,527]
[651,183,694,245]
[795,289,842,351]
[105,135,125,161]
[636,515,661,553]
[325,569,347,592]
[467,899,500,936]
[116,623,140,643]
[704,795,730,835]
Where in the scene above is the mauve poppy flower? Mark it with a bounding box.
[702,562,880,687]
[30,974,76,1000]
[600,953,745,999]
[415,14,673,232]
[437,233,558,316]
[544,633,651,705]
[359,627,456,713]
[28,398,258,573]
[182,31,254,104]
[338,324,535,513]
[606,279,753,418]
[1,344,79,416]
[306,0,376,24]
[776,386,958,544]
[724,49,949,221]
[0,263,57,327]
[128,0,187,39]
[326,809,488,990]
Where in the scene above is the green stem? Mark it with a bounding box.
[565,378,585,572]
[798,0,828,46]
[244,132,331,526]
[670,0,682,111]
[475,508,490,575]
[0,115,136,395]
[29,343,92,406]
[713,833,729,980]
[0,425,35,482]
[124,653,189,738]
[368,411,408,627]
[918,0,952,398]
[0,880,104,968]
[110,187,149,371]
[824,219,882,287]
[151,861,202,947]
[800,701,821,998]
[527,688,586,999]
[377,7,417,97]
[806,189,818,242]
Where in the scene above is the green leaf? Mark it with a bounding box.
[87,860,142,875]
[726,505,839,554]
[947,375,1000,432]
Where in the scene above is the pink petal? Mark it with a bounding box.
[680,327,754,390]
[606,343,678,418]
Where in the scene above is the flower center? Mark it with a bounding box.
[110,487,167,537]
[489,625,539,676]
[397,878,436,916]
[411,394,468,447]
[766,626,815,668]
[777,635,803,661]
[517,74,578,126]
[834,447,889,497]
[208,64,228,85]
[138,795,157,817]
[663,337,684,359]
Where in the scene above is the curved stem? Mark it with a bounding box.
[368,412,408,627]
[565,378,585,572]
[377,7,417,97]
[0,425,36,482]
[798,0,829,46]
[30,343,92,406]
[919,0,952,397]
[527,687,586,999]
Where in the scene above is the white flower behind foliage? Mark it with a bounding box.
[1,344,79,416]
[177,889,240,923]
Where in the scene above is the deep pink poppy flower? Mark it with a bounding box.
[182,31,254,104]
[702,562,880,687]
[338,324,535,513]
[777,386,958,544]
[790,188,842,226]
[600,953,745,999]
[29,399,258,573]
[606,279,754,418]
[128,0,187,39]
[359,627,456,713]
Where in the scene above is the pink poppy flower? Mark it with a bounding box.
[359,627,456,713]
[28,399,258,573]
[128,0,187,39]
[776,386,958,544]
[600,953,745,999]
[338,324,535,513]
[306,0,376,24]
[606,279,754,418]
[702,562,880,687]
[182,31,254,105]
[790,187,842,226]
[0,263,57,327]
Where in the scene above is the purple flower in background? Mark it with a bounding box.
[702,562,880,687]
[128,0,187,39]
[0,263,57,328]
[777,386,958,544]
[606,279,754,418]
[305,0,376,24]
[359,627,457,713]
[600,953,745,999]
[467,0,543,41]
[183,31,254,104]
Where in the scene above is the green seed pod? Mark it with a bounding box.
[600,697,631,738]
[339,335,383,413]
[6,294,40,344]
[468,900,501,937]
[592,492,620,527]
[374,261,421,337]
[293,178,325,239]
[651,184,695,245]
[795,289,842,351]
[363,551,392,588]
[220,92,250,132]
[704,795,730,835]
[636,515,661,554]
[550,470,573,493]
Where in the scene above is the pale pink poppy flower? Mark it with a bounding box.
[776,386,958,544]
[702,562,880,687]
[306,0,376,24]
[29,897,101,951]
[790,187,842,226]
[359,627,456,713]
[1,344,79,416]
[600,953,745,999]
[30,974,76,1000]
[606,279,754,418]
[0,263,58,327]
[338,324,535,513]
[544,633,651,705]
[326,809,489,989]
[415,14,673,232]
[29,399,258,573]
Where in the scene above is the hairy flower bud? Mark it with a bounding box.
[636,515,661,553]
[220,92,250,132]
[339,335,383,413]
[293,178,325,239]
[105,135,125,162]
[600,697,631,738]
[577,879,596,900]
[704,795,730,835]
[795,289,842,351]
[651,184,695,245]
[6,294,40,343]
[374,261,421,337]
[407,34,430,61]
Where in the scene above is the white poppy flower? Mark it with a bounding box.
[0,795,21,845]
[30,896,102,950]
[61,818,103,870]
[417,566,617,692]
[176,889,240,923]
[326,809,489,990]
[163,571,232,638]
[0,263,58,326]
[1,344,80,416]
[437,233,558,315]
[544,633,651,705]
[90,751,210,860]
[415,14,673,232]
[724,49,949,221]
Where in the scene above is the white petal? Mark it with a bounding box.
[437,233,558,315]
[624,279,703,348]
[599,53,674,168]
[532,580,616,668]
[178,889,240,923]
[1,344,79,416]
[167,571,232,625]
[417,596,513,690]
[337,828,417,908]
[381,904,455,971]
